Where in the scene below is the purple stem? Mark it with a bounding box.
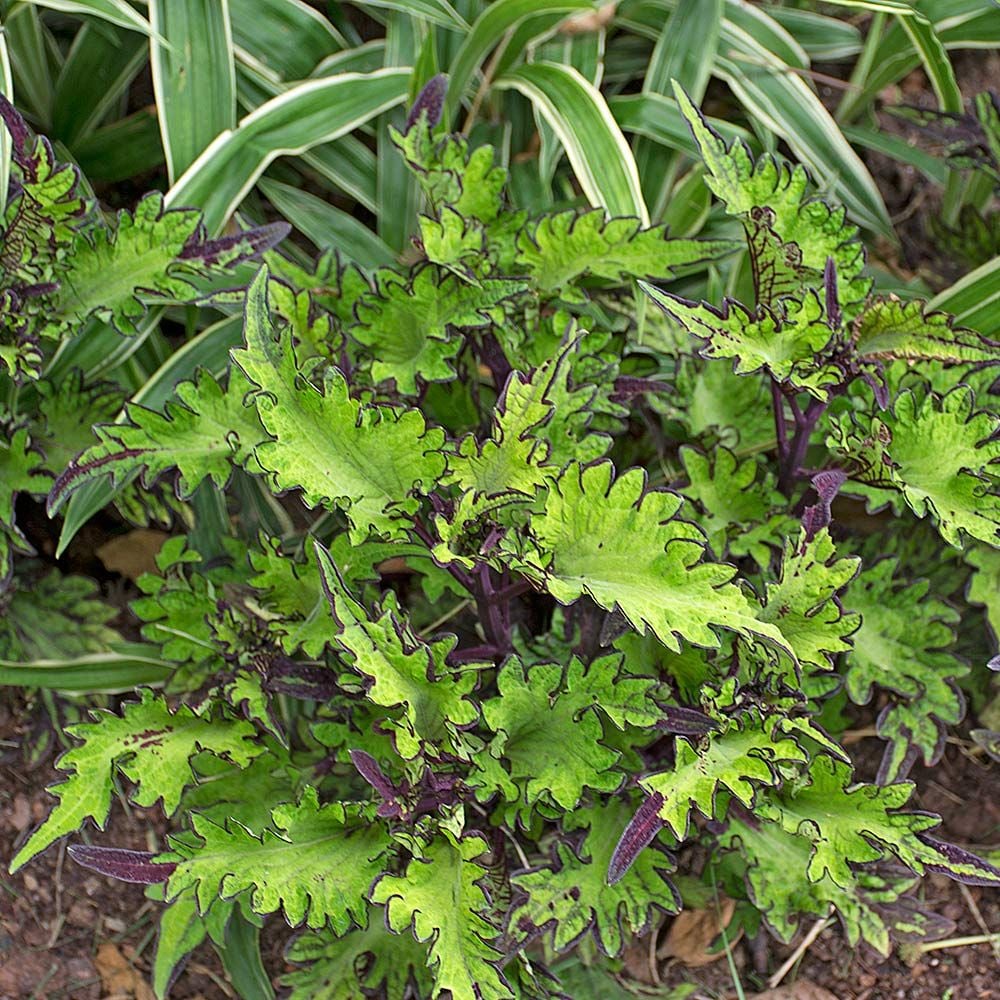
[778,395,827,495]
[476,564,509,649]
[486,579,532,605]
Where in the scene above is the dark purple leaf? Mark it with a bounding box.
[68,844,176,884]
[405,74,448,133]
[610,376,672,403]
[917,836,1000,887]
[607,793,665,885]
[860,364,890,410]
[801,468,848,541]
[654,706,719,737]
[350,749,403,808]
[180,221,291,266]
[0,93,31,162]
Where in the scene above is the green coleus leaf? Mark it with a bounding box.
[394,122,506,224]
[639,712,808,840]
[886,387,1000,548]
[224,669,284,743]
[351,266,527,393]
[509,800,678,957]
[743,206,825,310]
[853,297,1000,366]
[316,543,479,761]
[10,689,263,871]
[437,336,615,566]
[967,544,1000,642]
[844,559,965,780]
[725,815,916,957]
[754,755,995,889]
[644,285,840,398]
[247,534,413,659]
[131,537,245,686]
[283,916,432,1000]
[419,207,489,279]
[679,447,791,568]
[264,249,371,329]
[674,355,775,452]
[178,752,302,838]
[0,427,51,543]
[150,890,219,999]
[672,84,869,313]
[247,537,331,658]
[34,371,125,473]
[447,336,608,499]
[831,385,1000,548]
[163,786,391,932]
[48,367,266,515]
[514,209,738,303]
[44,193,202,336]
[233,267,446,541]
[1,94,87,286]
[756,529,860,673]
[474,657,626,811]
[504,460,790,655]
[371,831,513,1000]
[42,194,283,339]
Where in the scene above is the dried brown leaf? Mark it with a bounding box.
[659,898,738,967]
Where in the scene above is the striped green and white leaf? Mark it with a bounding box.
[497,61,648,223]
[150,0,236,183]
[167,69,410,233]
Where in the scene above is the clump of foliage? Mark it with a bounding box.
[0,94,284,667]
[9,77,1000,999]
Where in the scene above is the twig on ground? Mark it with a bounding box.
[768,913,831,990]
[958,882,1000,967]
[917,932,1000,954]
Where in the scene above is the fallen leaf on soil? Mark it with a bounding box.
[749,980,839,1000]
[659,898,738,966]
[96,529,170,581]
[95,941,155,1000]
[8,793,31,831]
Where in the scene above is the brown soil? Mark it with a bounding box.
[1,693,234,1000]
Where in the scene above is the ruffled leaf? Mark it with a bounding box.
[11,689,263,871]
[316,543,479,761]
[163,787,391,932]
[371,831,513,1000]
[49,367,265,514]
[504,460,791,655]
[515,209,738,303]
[844,559,964,780]
[233,268,447,541]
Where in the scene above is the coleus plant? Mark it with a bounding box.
[9,77,1000,998]
[0,93,286,664]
